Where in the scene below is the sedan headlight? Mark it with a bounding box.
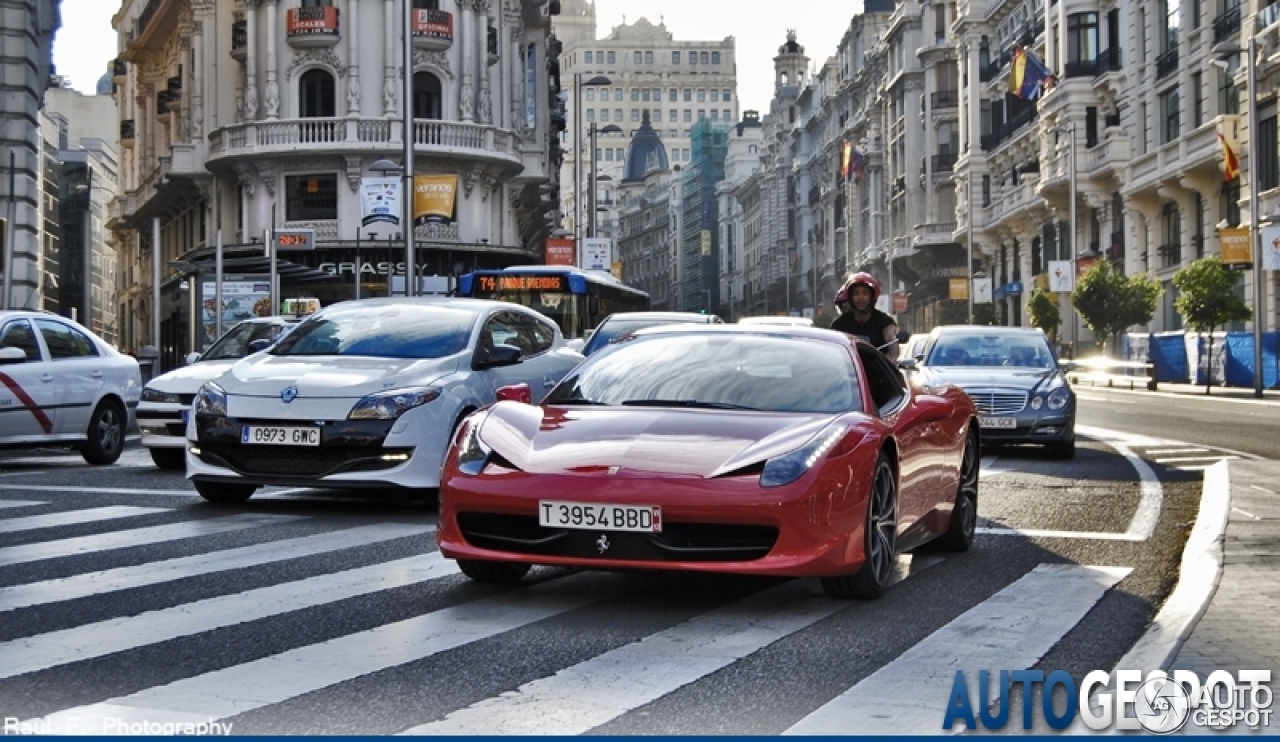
[455,417,492,476]
[348,387,441,420]
[759,423,847,488]
[141,387,184,404]
[194,381,227,416]
[1047,387,1071,411]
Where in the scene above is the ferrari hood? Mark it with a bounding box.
[147,360,240,394]
[477,402,842,478]
[219,355,461,398]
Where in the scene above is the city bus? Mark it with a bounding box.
[456,266,650,341]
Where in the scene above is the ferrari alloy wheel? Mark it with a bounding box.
[149,448,186,471]
[937,429,979,552]
[194,481,258,503]
[822,453,898,600]
[458,559,531,583]
[80,401,126,465]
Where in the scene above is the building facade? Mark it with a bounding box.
[111,0,561,370]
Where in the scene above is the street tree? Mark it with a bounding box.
[1173,256,1252,395]
[1071,258,1162,353]
[1027,287,1061,342]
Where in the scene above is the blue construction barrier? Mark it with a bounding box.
[1147,332,1189,383]
[1223,332,1280,389]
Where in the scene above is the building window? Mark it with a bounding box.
[298,68,336,118]
[1141,102,1150,153]
[697,109,705,119]
[634,51,642,64]
[631,109,640,122]
[301,0,333,5]
[669,108,677,121]
[690,52,698,65]
[586,108,595,122]
[1221,180,1241,227]
[668,88,677,101]
[1219,57,1240,114]
[672,51,680,64]
[683,88,692,102]
[1066,13,1099,67]
[631,88,640,101]
[1193,192,1205,258]
[1192,72,1204,127]
[599,109,608,122]
[1261,115,1278,190]
[701,51,710,64]
[607,51,615,65]
[710,89,719,102]
[712,51,721,64]
[1161,0,1180,53]
[1162,201,1182,266]
[710,110,719,120]
[723,89,731,101]
[285,174,338,221]
[645,51,653,64]
[1160,86,1180,144]
[613,88,623,101]
[584,51,593,64]
[585,88,595,101]
[697,89,706,102]
[412,71,442,119]
[723,109,731,119]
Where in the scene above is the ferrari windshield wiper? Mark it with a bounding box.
[620,399,758,410]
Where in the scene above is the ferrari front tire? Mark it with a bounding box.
[936,429,979,552]
[457,559,531,583]
[194,480,257,503]
[821,452,898,600]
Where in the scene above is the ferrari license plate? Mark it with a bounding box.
[538,501,662,532]
[241,425,321,446]
[979,416,1017,429]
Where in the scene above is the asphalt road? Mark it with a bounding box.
[0,413,1213,734]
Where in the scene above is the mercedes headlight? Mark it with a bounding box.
[348,387,441,420]
[141,387,183,404]
[759,423,847,488]
[1047,387,1071,411]
[455,417,492,476]
[193,381,227,416]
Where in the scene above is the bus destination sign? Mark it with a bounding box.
[476,275,566,292]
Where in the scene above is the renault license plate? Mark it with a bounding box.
[979,416,1017,429]
[241,425,321,446]
[539,501,662,532]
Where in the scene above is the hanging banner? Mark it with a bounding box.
[973,277,993,303]
[359,177,401,228]
[1048,260,1074,292]
[1263,224,1280,270]
[582,237,612,271]
[545,238,575,267]
[412,174,458,225]
[1220,227,1253,267]
[949,278,969,301]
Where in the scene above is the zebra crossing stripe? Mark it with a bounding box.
[783,564,1132,736]
[0,506,170,534]
[0,523,434,612]
[26,572,626,733]
[0,500,45,509]
[0,514,304,568]
[0,552,458,680]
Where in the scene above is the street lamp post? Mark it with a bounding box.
[573,75,611,263]
[369,158,405,296]
[589,123,622,239]
[1216,38,1267,397]
[402,0,415,296]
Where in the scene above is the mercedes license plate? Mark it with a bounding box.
[979,416,1017,429]
[539,500,662,532]
[241,425,321,446]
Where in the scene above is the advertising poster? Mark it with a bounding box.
[972,277,993,303]
[949,278,968,301]
[545,238,575,266]
[1264,224,1280,270]
[1220,227,1252,267]
[412,174,458,225]
[1048,260,1074,292]
[201,280,272,345]
[582,237,612,271]
[360,177,401,228]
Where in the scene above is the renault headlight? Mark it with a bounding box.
[142,387,183,404]
[455,417,492,476]
[193,381,227,416]
[1047,387,1071,411]
[759,423,847,488]
[348,387,441,420]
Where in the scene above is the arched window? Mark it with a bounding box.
[413,72,443,119]
[299,69,335,118]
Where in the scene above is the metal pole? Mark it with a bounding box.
[967,175,975,324]
[83,165,93,328]
[589,122,597,238]
[1248,36,1265,397]
[1068,121,1078,353]
[573,72,582,263]
[269,201,277,315]
[5,150,15,310]
[151,216,161,352]
[215,183,224,338]
[402,0,415,296]
[355,226,362,300]
[785,243,791,315]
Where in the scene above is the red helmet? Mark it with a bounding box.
[833,285,851,308]
[846,272,882,303]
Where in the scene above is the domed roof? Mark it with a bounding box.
[95,71,113,95]
[622,110,668,183]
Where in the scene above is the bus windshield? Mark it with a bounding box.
[460,267,649,340]
[486,289,586,339]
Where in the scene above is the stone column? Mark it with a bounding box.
[245,0,260,120]
[192,18,205,137]
[476,0,492,124]
[347,0,361,115]
[505,0,524,136]
[459,0,475,121]
[383,0,396,116]
[264,0,280,119]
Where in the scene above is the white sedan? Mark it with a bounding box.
[186,297,583,502]
[138,317,299,470]
[0,311,141,464]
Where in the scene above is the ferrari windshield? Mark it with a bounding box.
[271,305,479,359]
[546,333,861,414]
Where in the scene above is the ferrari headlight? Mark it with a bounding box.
[759,423,847,488]
[193,381,227,416]
[1047,387,1071,411]
[348,387,441,420]
[455,417,492,476]
[142,387,184,404]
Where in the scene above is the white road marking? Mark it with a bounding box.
[0,523,435,612]
[976,526,1144,542]
[1143,448,1210,456]
[1077,426,1164,541]
[1250,484,1276,495]
[0,500,44,509]
[0,483,197,497]
[1075,394,1135,404]
[1231,506,1261,520]
[0,506,170,534]
[26,573,626,733]
[783,564,1132,735]
[1154,455,1239,464]
[0,553,458,679]
[402,555,944,735]
[0,514,303,567]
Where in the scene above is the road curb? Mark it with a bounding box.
[1111,459,1230,673]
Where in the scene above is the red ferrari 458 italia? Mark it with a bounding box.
[436,324,979,599]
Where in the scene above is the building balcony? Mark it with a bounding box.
[931,152,957,172]
[416,222,461,242]
[487,24,499,65]
[914,221,958,247]
[1259,2,1280,31]
[930,89,959,109]
[112,58,127,84]
[123,0,180,60]
[1063,59,1099,78]
[1155,48,1179,81]
[206,117,523,174]
[231,19,247,62]
[287,6,340,48]
[1214,6,1242,41]
[1094,47,1122,76]
[156,90,177,119]
[120,119,135,142]
[412,9,453,50]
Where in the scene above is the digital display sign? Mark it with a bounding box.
[476,275,567,293]
[273,229,315,251]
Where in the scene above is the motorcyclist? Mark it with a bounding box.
[831,272,899,362]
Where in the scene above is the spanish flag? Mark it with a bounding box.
[1008,46,1054,101]
[1218,126,1240,182]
